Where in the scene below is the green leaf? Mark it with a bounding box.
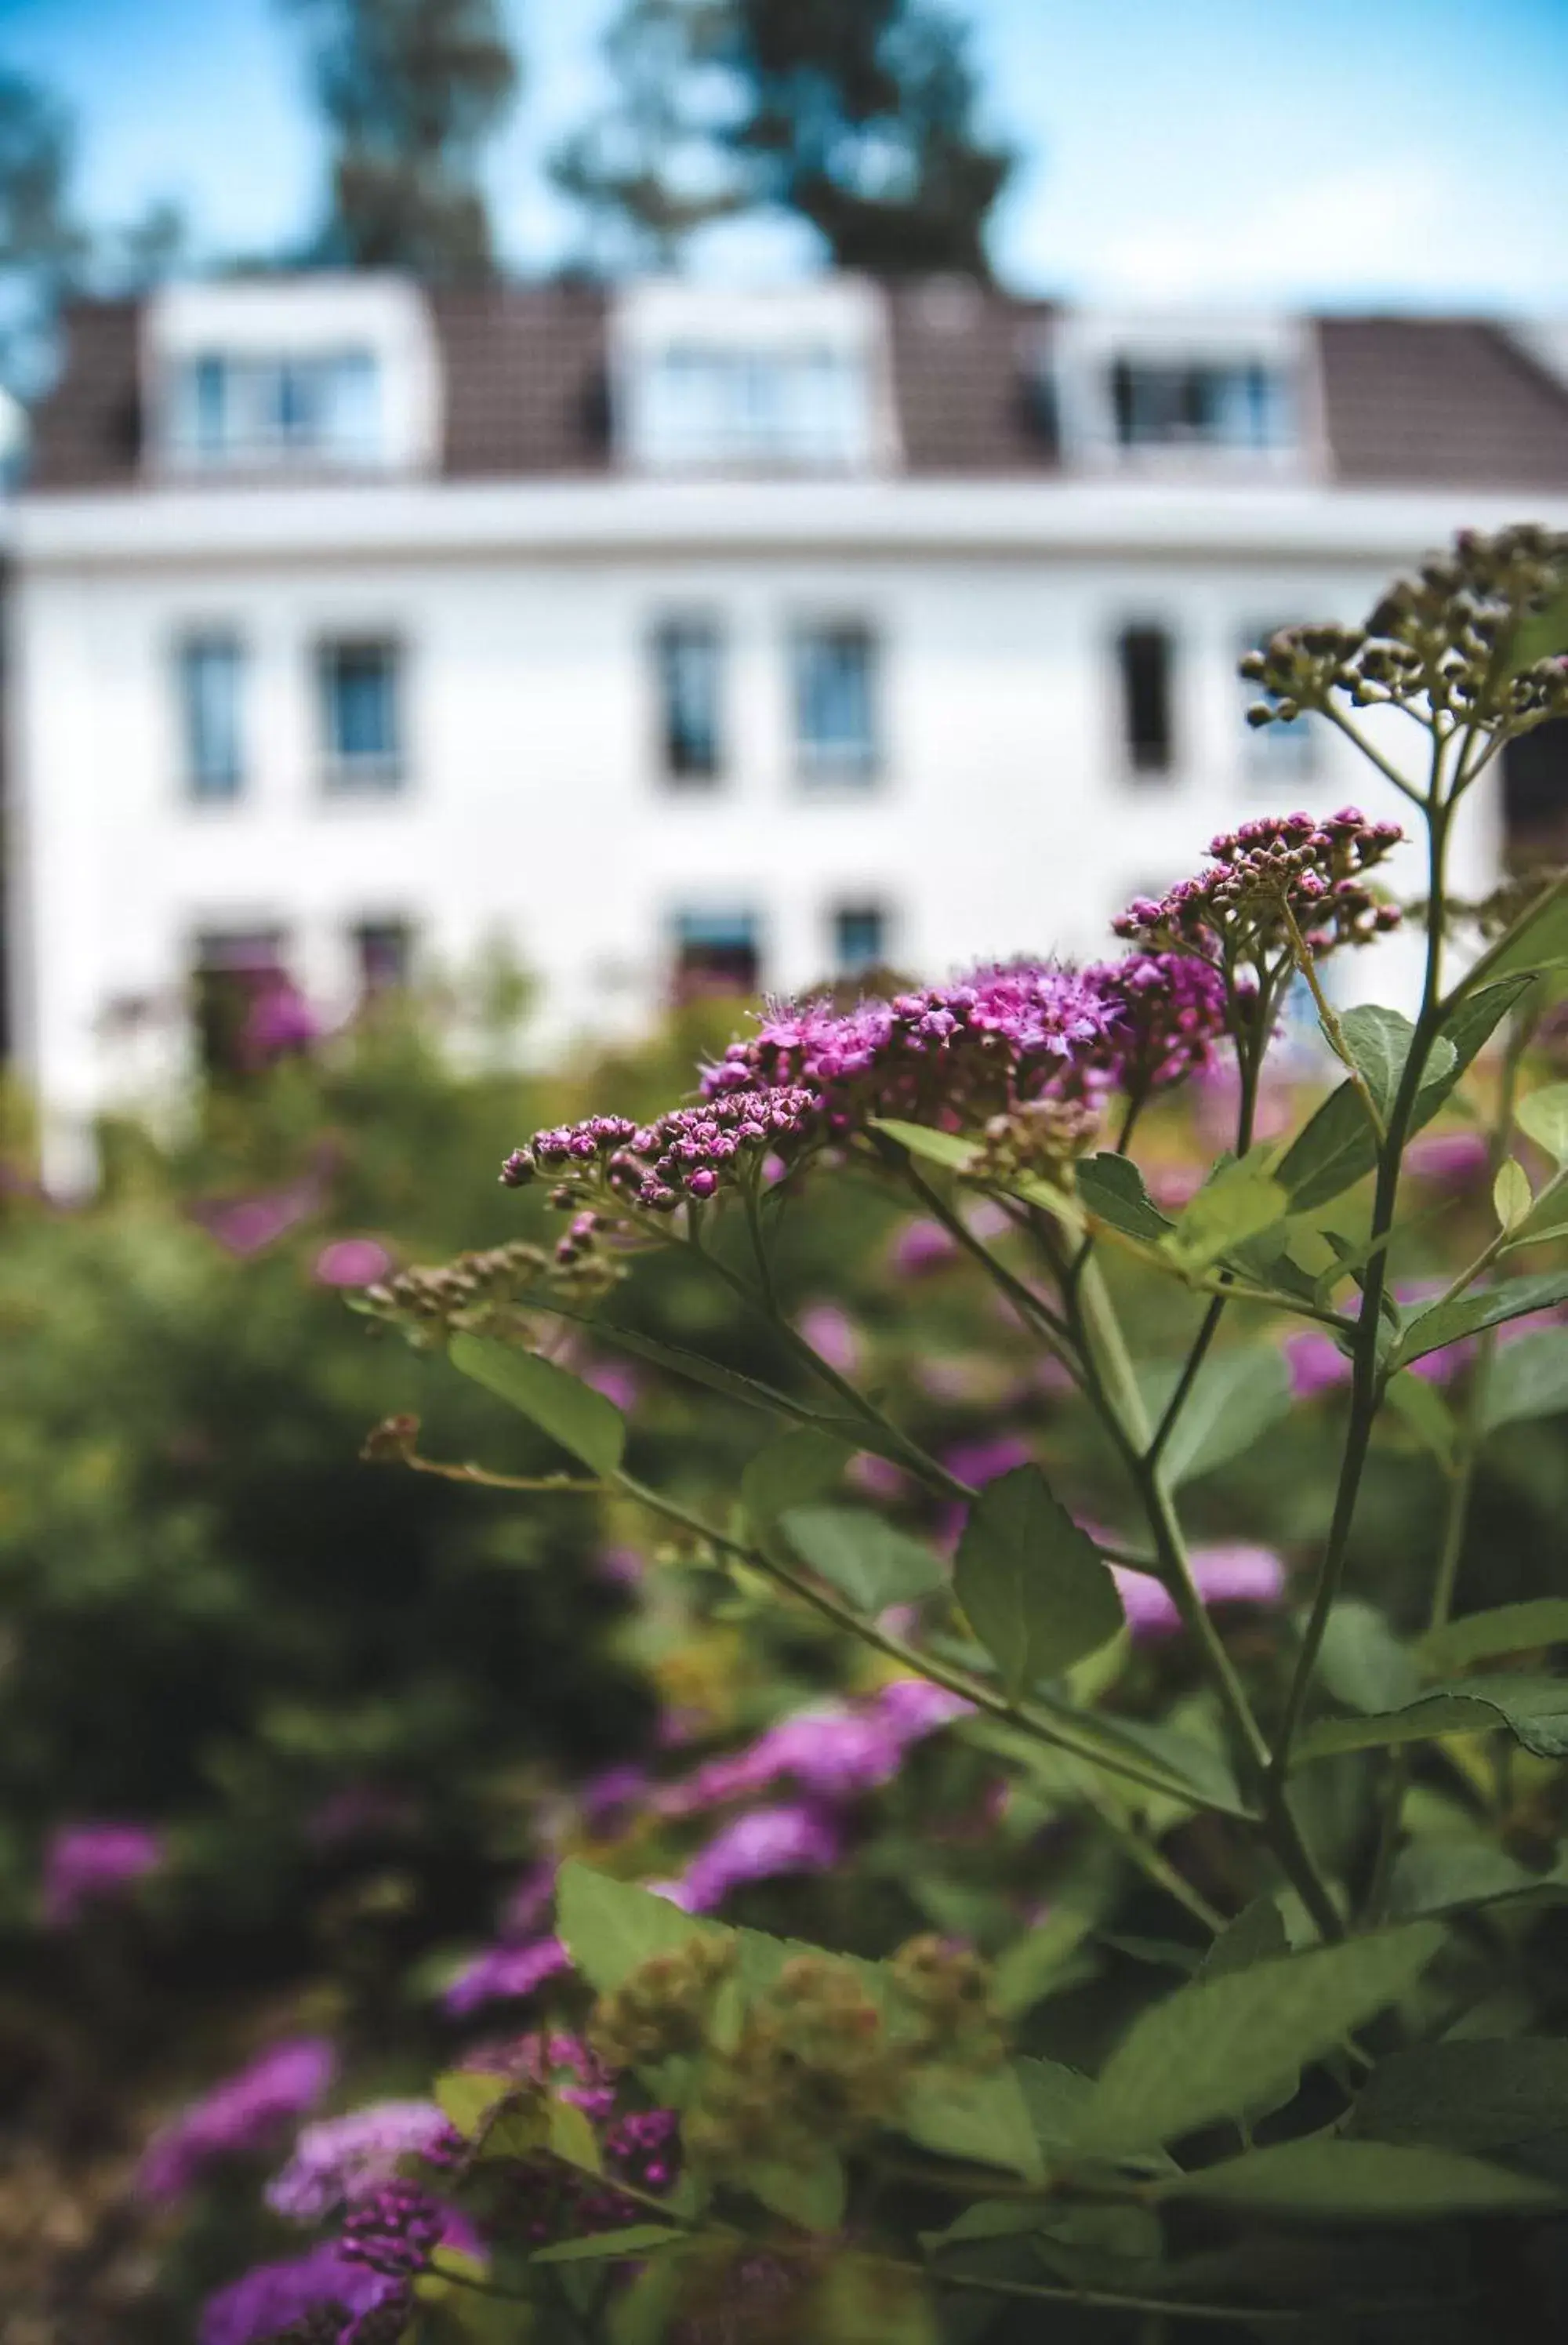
[779,1505,947,1614]
[532,2225,686,2265]
[548,2099,602,2173]
[1388,1271,1568,1370]
[1163,1157,1288,1272]
[742,2146,845,2231]
[953,1467,1123,1700]
[1075,1153,1174,1243]
[898,2060,1045,2180]
[741,1429,852,1530]
[1494,1158,1534,1229]
[1075,1922,1443,2156]
[1296,1675,1568,1762]
[1337,1006,1454,1121]
[606,2254,691,2345]
[1278,1081,1385,1213]
[1517,1082,1568,1164]
[538,1309,848,1436]
[448,1333,626,1477]
[1316,1601,1422,1715]
[1012,2054,1095,2151]
[1142,1342,1293,1489]
[435,2071,513,2138]
[1482,877,1568,982]
[1421,1596,1568,1675]
[1171,2136,1555,2216]
[1279,978,1534,1213]
[1385,1840,1546,1918]
[1351,2038,1568,2151]
[1386,1370,1459,1471]
[1481,1331,1568,1435]
[869,1119,981,1174]
[1197,1895,1290,1979]
[556,1860,728,1997]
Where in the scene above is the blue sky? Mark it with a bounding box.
[2,0,1566,312]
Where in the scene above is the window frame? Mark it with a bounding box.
[176,630,247,805]
[831,901,891,978]
[652,615,726,787]
[168,347,383,469]
[317,636,406,795]
[792,620,881,789]
[1116,622,1178,780]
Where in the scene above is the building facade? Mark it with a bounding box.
[10,273,1568,1185]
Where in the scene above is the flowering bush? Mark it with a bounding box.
[45,527,1568,2341]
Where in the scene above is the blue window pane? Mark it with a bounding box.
[795,626,877,779]
[672,907,759,996]
[321,642,401,786]
[834,905,887,974]
[656,622,722,780]
[1242,625,1316,782]
[180,636,244,800]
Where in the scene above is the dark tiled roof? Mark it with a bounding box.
[24,288,1568,495]
[884,281,1058,472]
[1316,318,1568,490]
[27,300,142,490]
[430,285,612,477]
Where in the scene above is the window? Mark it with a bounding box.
[192,929,286,1076]
[671,909,760,998]
[833,903,888,976]
[1504,719,1568,851]
[795,625,878,782]
[1109,358,1288,452]
[170,350,381,467]
[320,641,402,790]
[179,634,245,801]
[1240,625,1316,782]
[655,621,723,782]
[1118,626,1174,775]
[639,344,870,471]
[354,920,414,993]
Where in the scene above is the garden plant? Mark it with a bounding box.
[43,529,1568,2342]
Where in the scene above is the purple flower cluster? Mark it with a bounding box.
[266,2101,460,2222]
[659,1679,974,1823]
[501,1088,818,1211]
[441,1932,572,2019]
[1111,1545,1287,1640]
[659,1803,844,1914]
[1089,951,1232,1089]
[703,962,1122,1132]
[198,2241,401,2345]
[42,1820,163,1927]
[340,2179,447,2278]
[140,2038,337,2203]
[1114,811,1403,969]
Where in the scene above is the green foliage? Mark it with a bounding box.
[953,1465,1122,1697]
[779,1505,946,1612]
[1076,1925,1443,2155]
[449,1330,627,1475]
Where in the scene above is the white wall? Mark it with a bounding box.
[9,476,1547,1188]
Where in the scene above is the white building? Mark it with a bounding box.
[9,272,1568,1185]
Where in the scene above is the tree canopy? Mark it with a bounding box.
[554,0,1013,278]
[287,0,521,279]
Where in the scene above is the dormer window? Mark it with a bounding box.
[1109,358,1288,452]
[639,344,870,472]
[1047,313,1310,476]
[170,350,382,468]
[615,281,894,477]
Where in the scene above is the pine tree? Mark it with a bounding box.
[287,0,520,280]
[552,0,1012,279]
